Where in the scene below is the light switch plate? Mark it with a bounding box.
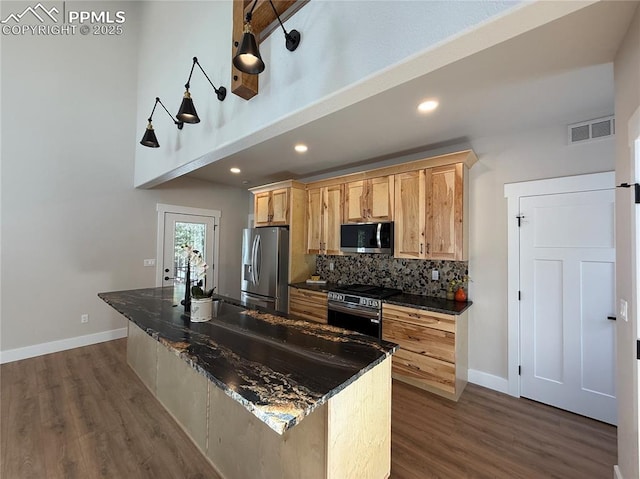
[144,259,156,267]
[432,270,439,281]
[619,299,628,322]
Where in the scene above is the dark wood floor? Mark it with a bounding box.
[1,339,617,478]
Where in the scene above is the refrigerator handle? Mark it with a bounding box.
[253,235,262,284]
[251,234,259,285]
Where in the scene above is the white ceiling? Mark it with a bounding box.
[186,1,637,188]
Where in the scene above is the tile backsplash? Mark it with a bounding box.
[315,255,468,298]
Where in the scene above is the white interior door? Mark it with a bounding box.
[519,189,617,424]
[162,212,217,292]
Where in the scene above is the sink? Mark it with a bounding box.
[211,300,246,318]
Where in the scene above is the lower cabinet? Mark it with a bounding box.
[289,287,328,324]
[382,303,468,400]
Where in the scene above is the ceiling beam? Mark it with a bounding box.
[231,0,307,100]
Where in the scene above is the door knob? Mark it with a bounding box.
[165,268,170,273]
[164,276,175,281]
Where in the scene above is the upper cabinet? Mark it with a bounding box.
[307,185,343,255]
[249,181,315,283]
[254,187,289,226]
[394,171,426,258]
[395,163,468,261]
[344,176,394,223]
[425,164,465,260]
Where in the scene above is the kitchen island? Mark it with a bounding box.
[99,287,397,479]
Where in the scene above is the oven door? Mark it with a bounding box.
[327,301,381,339]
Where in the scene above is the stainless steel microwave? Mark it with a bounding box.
[340,222,393,254]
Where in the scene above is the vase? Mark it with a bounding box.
[446,290,455,301]
[454,287,467,302]
[190,298,212,322]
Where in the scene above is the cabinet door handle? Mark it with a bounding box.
[426,243,430,254]
[420,243,423,254]
[607,316,617,321]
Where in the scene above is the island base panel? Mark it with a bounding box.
[157,343,209,452]
[207,384,328,479]
[126,322,158,394]
[327,357,392,479]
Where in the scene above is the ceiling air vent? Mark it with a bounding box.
[568,116,615,145]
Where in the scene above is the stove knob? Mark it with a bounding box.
[372,300,380,308]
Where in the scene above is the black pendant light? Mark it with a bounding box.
[139,97,183,148]
[233,0,301,75]
[177,57,226,124]
[177,90,200,124]
[233,20,264,74]
[140,123,160,148]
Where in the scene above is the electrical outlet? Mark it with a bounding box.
[432,270,439,281]
[143,259,156,267]
[329,262,334,271]
[81,314,89,324]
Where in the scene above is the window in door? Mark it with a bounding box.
[156,204,221,298]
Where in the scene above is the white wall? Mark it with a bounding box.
[0,2,249,354]
[468,119,615,379]
[613,4,640,478]
[133,0,521,187]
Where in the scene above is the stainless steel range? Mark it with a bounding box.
[327,284,401,339]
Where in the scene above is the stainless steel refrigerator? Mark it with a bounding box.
[241,227,289,313]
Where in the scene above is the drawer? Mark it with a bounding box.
[382,303,456,333]
[290,288,327,304]
[289,288,328,324]
[391,348,455,394]
[383,318,454,363]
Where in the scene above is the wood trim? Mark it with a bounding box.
[305,150,478,190]
[249,179,306,194]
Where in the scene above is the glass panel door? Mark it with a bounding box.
[163,213,216,296]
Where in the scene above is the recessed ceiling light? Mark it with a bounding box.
[230,167,241,174]
[417,99,439,113]
[294,144,308,153]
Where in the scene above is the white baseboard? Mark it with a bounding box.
[614,465,624,479]
[0,328,128,364]
[468,369,510,394]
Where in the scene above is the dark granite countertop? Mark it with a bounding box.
[98,287,397,435]
[384,293,472,315]
[290,282,471,315]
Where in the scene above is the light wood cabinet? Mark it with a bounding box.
[254,188,289,226]
[289,287,328,324]
[425,163,465,260]
[344,176,394,223]
[394,164,467,260]
[394,171,426,258]
[382,303,467,400]
[250,181,316,285]
[307,185,343,255]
